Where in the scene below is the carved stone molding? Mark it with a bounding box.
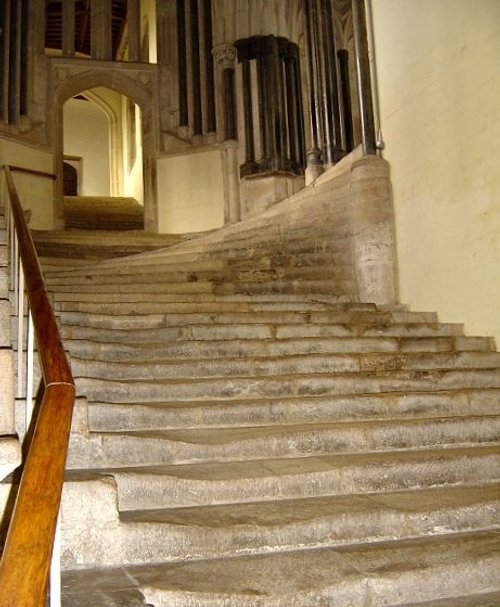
[212,44,237,70]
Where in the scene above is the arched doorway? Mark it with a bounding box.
[61,88,145,230]
[52,64,159,231]
[63,93,112,198]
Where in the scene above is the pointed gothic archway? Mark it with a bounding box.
[51,60,160,231]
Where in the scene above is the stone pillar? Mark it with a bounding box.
[350,156,397,305]
[351,0,376,155]
[26,0,46,127]
[319,0,343,165]
[91,0,112,61]
[202,0,216,134]
[304,0,324,183]
[221,140,241,225]
[189,0,202,136]
[212,43,237,141]
[337,49,354,152]
[213,45,240,225]
[62,0,75,58]
[175,0,189,127]
[127,0,141,62]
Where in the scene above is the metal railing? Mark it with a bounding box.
[0,165,75,607]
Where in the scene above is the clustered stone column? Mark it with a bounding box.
[304,0,345,175]
[0,0,29,125]
[212,43,237,141]
[176,0,216,139]
[351,0,377,155]
[234,35,305,178]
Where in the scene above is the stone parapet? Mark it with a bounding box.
[350,155,397,305]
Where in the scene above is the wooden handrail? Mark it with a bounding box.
[7,165,57,181]
[0,166,75,607]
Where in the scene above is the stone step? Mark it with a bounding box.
[44,250,353,277]
[70,352,500,382]
[48,276,355,298]
[137,531,500,607]
[57,309,441,330]
[177,227,351,259]
[60,533,500,607]
[84,389,500,432]
[67,415,500,469]
[59,479,500,569]
[104,445,500,511]
[216,277,356,296]
[73,368,500,404]
[50,280,217,294]
[64,336,495,364]
[47,273,215,293]
[51,292,368,307]
[54,299,371,315]
[392,591,500,607]
[45,258,226,278]
[64,196,144,231]
[59,320,466,343]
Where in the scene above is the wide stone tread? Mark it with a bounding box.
[46,264,353,288]
[392,590,500,607]
[56,311,453,332]
[85,389,500,432]
[64,336,495,364]
[60,534,500,607]
[106,445,500,510]
[48,280,217,294]
[136,531,500,606]
[67,415,500,468]
[215,277,355,296]
[73,368,500,403]
[60,482,500,568]
[69,351,500,382]
[44,256,223,277]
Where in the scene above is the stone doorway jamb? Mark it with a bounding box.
[50,59,160,231]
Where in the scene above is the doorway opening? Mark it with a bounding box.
[61,88,145,230]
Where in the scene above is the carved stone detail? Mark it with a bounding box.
[212,44,237,70]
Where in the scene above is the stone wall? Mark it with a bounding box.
[371,0,500,345]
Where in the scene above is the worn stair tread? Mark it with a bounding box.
[391,590,500,606]
[64,336,496,365]
[60,534,500,607]
[58,314,452,338]
[85,388,500,431]
[59,321,467,342]
[69,351,500,381]
[121,482,500,528]
[68,414,500,468]
[135,531,500,606]
[56,479,500,570]
[78,445,500,510]
[73,367,500,404]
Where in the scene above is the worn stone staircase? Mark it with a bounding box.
[63,196,145,230]
[1,155,499,606]
[32,199,500,606]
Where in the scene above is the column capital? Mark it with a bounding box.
[212,43,237,69]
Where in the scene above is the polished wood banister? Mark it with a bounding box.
[0,166,75,607]
[7,165,57,181]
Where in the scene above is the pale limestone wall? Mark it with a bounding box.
[121,100,144,204]
[157,149,225,234]
[371,0,500,345]
[0,138,55,229]
[63,98,111,197]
